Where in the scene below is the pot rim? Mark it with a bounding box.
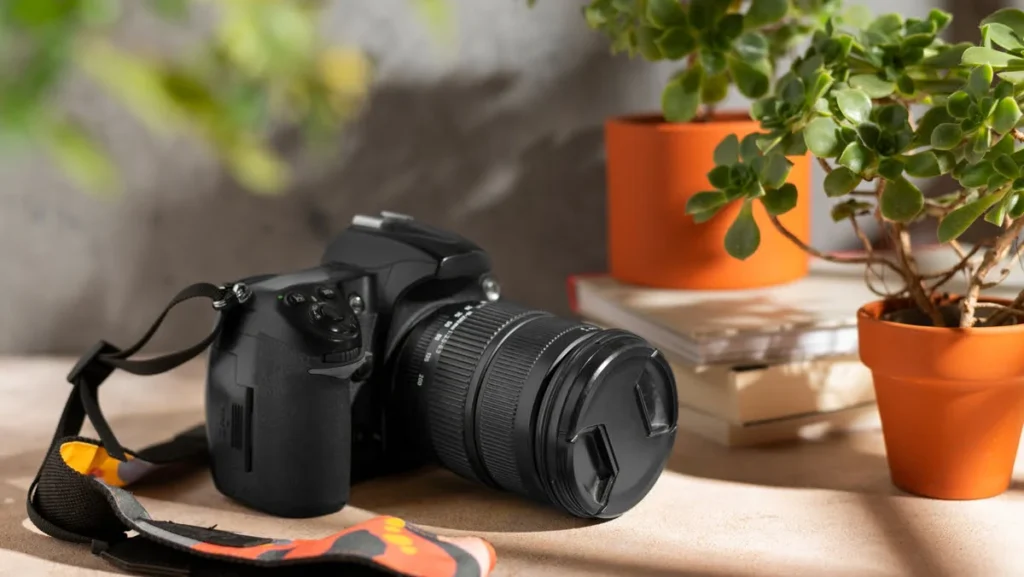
[857,296,1024,334]
[606,111,756,132]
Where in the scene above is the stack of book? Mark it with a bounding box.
[568,250,1024,446]
[567,259,886,446]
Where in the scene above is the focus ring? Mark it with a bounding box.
[476,316,584,496]
[426,302,531,482]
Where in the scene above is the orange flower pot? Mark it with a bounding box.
[858,299,1024,499]
[605,113,812,289]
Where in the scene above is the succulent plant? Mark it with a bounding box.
[690,6,1024,329]
[579,0,842,122]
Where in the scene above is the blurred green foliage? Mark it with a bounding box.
[0,0,448,195]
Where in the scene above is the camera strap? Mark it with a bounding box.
[25,282,497,577]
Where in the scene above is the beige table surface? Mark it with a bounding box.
[1,356,1022,577]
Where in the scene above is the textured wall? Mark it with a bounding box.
[0,0,934,354]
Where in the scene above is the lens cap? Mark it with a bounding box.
[538,330,678,519]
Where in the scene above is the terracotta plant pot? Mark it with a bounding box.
[858,298,1024,499]
[605,113,812,290]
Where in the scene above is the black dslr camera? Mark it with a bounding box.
[206,213,679,519]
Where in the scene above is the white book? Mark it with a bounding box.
[569,248,1024,366]
[669,356,875,425]
[678,403,881,447]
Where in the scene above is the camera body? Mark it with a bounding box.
[206,212,497,518]
[208,212,679,520]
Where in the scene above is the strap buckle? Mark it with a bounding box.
[212,282,252,310]
[67,340,121,387]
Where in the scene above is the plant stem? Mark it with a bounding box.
[925,242,984,292]
[817,157,833,173]
[969,217,1024,327]
[958,217,1024,327]
[1013,129,1024,143]
[767,215,903,274]
[973,302,1024,319]
[877,177,944,326]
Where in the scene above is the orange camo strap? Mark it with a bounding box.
[191,516,496,577]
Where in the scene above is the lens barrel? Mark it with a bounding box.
[396,300,678,519]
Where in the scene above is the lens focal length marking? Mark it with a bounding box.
[416,303,485,387]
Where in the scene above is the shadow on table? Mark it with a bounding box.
[667,430,896,494]
[668,431,970,577]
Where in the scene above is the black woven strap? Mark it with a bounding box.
[22,280,497,577]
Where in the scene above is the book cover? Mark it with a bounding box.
[677,402,880,447]
[568,252,1024,365]
[668,356,875,425]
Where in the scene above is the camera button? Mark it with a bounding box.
[316,286,337,300]
[284,292,307,306]
[309,304,325,322]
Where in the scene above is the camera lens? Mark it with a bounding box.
[394,301,678,519]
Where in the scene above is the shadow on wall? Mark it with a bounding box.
[37,49,626,353]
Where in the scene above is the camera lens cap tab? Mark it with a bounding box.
[542,331,678,519]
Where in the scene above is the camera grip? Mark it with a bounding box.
[207,335,351,518]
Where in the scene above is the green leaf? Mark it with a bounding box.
[984,23,1024,51]
[904,152,942,178]
[990,97,1023,134]
[877,105,909,131]
[995,81,1015,100]
[719,14,745,41]
[691,208,720,223]
[686,190,729,214]
[779,75,806,106]
[805,117,842,157]
[931,123,964,150]
[727,55,770,98]
[849,75,895,98]
[858,123,881,151]
[734,32,769,61]
[824,167,861,197]
[878,158,905,180]
[959,161,996,188]
[963,47,1016,68]
[831,199,875,222]
[868,13,904,38]
[662,67,704,122]
[986,189,1017,225]
[947,91,973,119]
[647,0,688,28]
[881,177,924,222]
[922,42,971,68]
[700,48,728,75]
[938,193,1005,242]
[740,133,761,162]
[637,26,665,60]
[724,200,761,260]
[702,73,730,103]
[760,153,792,188]
[995,154,1020,178]
[43,119,119,194]
[744,0,788,29]
[708,165,732,188]
[838,142,871,173]
[897,74,916,95]
[1011,192,1024,218]
[912,107,956,148]
[982,8,1024,38]
[968,64,996,99]
[714,134,740,166]
[836,89,872,124]
[656,27,698,59]
[935,150,957,174]
[762,183,798,216]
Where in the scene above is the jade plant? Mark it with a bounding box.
[688,6,1024,328]
[578,0,843,121]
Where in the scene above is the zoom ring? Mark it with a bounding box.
[477,316,585,497]
[426,302,532,482]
